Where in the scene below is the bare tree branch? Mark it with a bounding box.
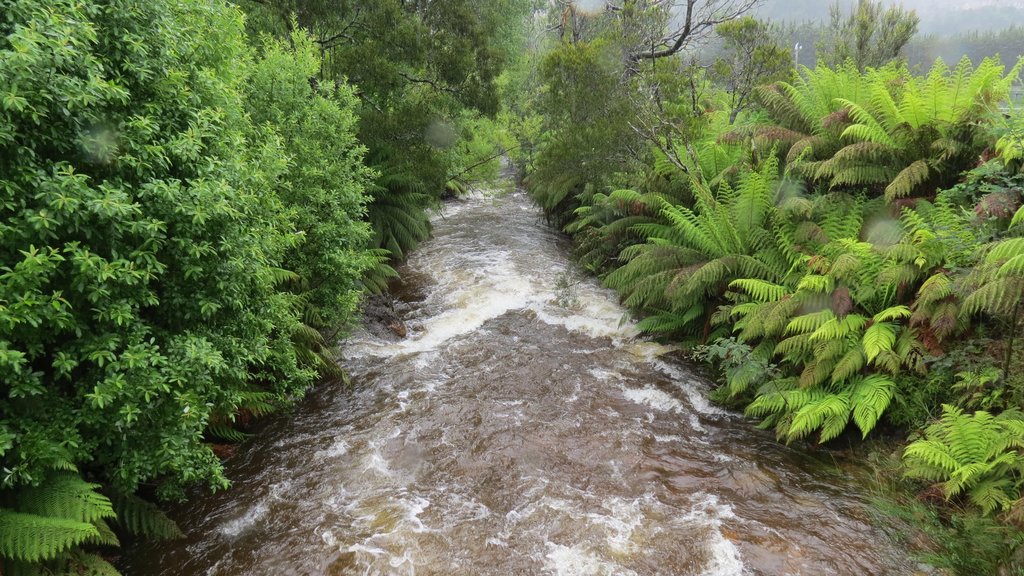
[447,145,523,183]
[629,0,761,61]
[398,72,462,96]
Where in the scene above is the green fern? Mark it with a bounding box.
[904,406,1024,515]
[961,204,1024,375]
[108,492,183,540]
[756,58,1018,201]
[10,475,114,526]
[0,511,100,563]
[0,470,186,575]
[603,157,788,340]
[359,248,400,295]
[0,473,117,567]
[3,548,121,576]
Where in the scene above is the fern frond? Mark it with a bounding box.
[863,322,897,363]
[885,159,931,201]
[873,305,912,323]
[13,475,114,525]
[109,492,183,540]
[785,309,835,336]
[850,375,895,437]
[0,511,99,563]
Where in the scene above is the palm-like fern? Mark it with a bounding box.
[755,61,872,171]
[359,248,400,295]
[721,195,953,442]
[0,470,185,575]
[757,58,1021,202]
[826,58,1018,201]
[106,491,183,541]
[364,145,436,260]
[994,102,1024,174]
[367,181,433,260]
[962,204,1024,375]
[567,187,682,272]
[904,405,1024,515]
[603,156,789,341]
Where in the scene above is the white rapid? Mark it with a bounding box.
[122,181,913,575]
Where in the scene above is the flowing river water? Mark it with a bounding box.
[122,180,917,575]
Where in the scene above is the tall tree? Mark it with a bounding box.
[817,0,919,71]
[710,16,791,123]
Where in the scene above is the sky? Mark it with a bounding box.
[754,0,1024,34]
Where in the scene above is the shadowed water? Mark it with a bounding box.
[121,183,913,575]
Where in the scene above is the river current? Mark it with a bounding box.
[122,182,914,575]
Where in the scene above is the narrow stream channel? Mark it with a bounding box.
[121,180,915,575]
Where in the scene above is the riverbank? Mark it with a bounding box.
[118,179,920,574]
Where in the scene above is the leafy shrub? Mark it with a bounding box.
[0,0,366,571]
[603,156,789,341]
[692,337,780,402]
[244,31,375,330]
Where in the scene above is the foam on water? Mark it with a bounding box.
[650,358,731,417]
[216,501,268,539]
[544,543,636,576]
[620,385,687,413]
[588,496,645,554]
[215,479,294,539]
[120,171,915,576]
[682,493,748,576]
[314,439,349,460]
[529,291,639,341]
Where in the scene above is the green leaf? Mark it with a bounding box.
[862,322,897,363]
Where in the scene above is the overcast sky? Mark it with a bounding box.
[754,0,1024,34]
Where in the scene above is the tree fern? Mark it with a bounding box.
[603,158,786,340]
[962,206,1024,374]
[360,248,400,295]
[756,58,1018,201]
[367,188,433,260]
[862,322,897,363]
[0,473,116,566]
[719,187,944,442]
[850,374,896,437]
[0,512,100,563]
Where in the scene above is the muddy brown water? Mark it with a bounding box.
[121,184,914,575]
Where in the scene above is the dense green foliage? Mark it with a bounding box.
[904,405,1024,514]
[0,0,313,499]
[519,7,1024,563]
[244,32,375,330]
[817,0,919,72]
[242,0,530,259]
[0,1,305,570]
[3,0,1023,572]
[1,0,528,571]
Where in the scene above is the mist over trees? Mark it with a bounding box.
[755,0,1024,35]
[752,0,1024,71]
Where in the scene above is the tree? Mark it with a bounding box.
[818,0,919,71]
[616,0,761,62]
[710,16,792,123]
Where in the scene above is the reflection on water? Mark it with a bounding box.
[121,184,911,575]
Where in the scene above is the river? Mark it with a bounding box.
[121,181,915,575]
